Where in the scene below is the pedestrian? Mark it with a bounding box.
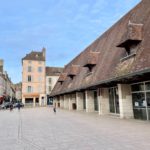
[18,102,21,111]
[53,106,56,114]
[10,103,13,111]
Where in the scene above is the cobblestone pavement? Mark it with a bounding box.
[0,107,150,150]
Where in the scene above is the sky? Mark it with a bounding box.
[0,0,140,83]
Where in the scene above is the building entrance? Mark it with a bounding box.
[25,98,33,107]
[109,87,120,114]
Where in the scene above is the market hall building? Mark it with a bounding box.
[51,0,150,121]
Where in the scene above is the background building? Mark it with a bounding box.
[14,82,22,101]
[46,67,63,105]
[0,59,15,104]
[22,48,46,107]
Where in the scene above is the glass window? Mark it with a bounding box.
[132,92,147,120]
[94,91,99,111]
[146,92,150,120]
[28,75,32,82]
[132,93,146,108]
[131,83,144,92]
[109,88,115,113]
[146,92,150,107]
[27,86,32,93]
[28,66,32,72]
[38,67,42,72]
[145,82,150,91]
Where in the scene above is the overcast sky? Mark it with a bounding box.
[0,0,140,83]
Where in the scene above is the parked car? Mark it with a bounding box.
[0,102,12,109]
[13,102,24,108]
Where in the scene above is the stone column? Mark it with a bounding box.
[76,92,84,111]
[33,97,36,107]
[53,97,57,107]
[64,95,69,109]
[85,90,94,112]
[22,97,25,105]
[118,84,134,119]
[99,88,110,115]
[60,96,64,108]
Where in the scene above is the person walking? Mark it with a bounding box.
[17,102,21,111]
[53,106,56,114]
[10,103,13,111]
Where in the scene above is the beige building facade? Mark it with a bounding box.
[22,49,46,107]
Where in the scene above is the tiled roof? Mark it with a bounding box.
[22,49,45,61]
[46,67,63,76]
[51,0,150,96]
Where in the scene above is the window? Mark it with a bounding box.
[131,83,144,92]
[117,22,143,61]
[28,75,32,82]
[145,82,150,91]
[131,81,150,120]
[38,67,42,72]
[27,86,32,93]
[28,66,32,72]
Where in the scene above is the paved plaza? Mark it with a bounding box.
[0,107,150,150]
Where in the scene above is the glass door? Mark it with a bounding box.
[132,92,147,120]
[94,91,99,111]
[109,87,120,114]
[83,92,86,109]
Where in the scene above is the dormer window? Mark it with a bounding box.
[58,73,67,85]
[83,51,99,73]
[67,65,80,80]
[117,21,143,60]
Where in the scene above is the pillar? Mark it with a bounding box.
[22,97,25,105]
[60,96,64,108]
[53,97,57,107]
[99,88,110,115]
[76,92,84,111]
[118,84,134,119]
[85,90,94,112]
[64,95,69,109]
[33,97,36,107]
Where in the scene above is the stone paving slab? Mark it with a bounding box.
[0,107,150,150]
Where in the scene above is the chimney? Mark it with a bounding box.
[0,59,3,73]
[42,47,46,58]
